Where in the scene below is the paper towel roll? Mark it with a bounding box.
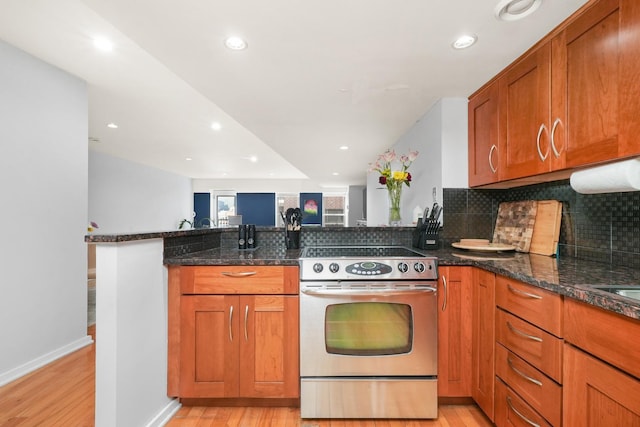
[570,158,640,194]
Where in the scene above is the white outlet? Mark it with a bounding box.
[432,187,437,202]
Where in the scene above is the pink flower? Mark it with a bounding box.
[382,150,396,162]
[408,150,419,162]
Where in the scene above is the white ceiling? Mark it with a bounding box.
[0,0,589,188]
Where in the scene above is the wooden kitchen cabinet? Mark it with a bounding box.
[564,345,640,427]
[499,42,552,181]
[563,298,640,425]
[550,0,627,169]
[437,266,472,397]
[468,81,500,186]
[471,268,495,421]
[495,275,563,427]
[168,265,299,401]
[469,0,640,187]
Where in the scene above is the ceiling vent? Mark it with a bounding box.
[495,0,542,21]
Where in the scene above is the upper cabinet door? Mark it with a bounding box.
[619,0,640,158]
[551,0,621,168]
[499,43,552,181]
[468,82,500,187]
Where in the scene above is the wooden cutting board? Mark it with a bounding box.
[529,200,563,256]
[493,201,538,252]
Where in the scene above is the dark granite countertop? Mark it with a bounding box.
[166,245,640,321]
[165,246,302,266]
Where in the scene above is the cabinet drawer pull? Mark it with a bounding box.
[442,275,448,312]
[229,305,234,342]
[221,271,258,278]
[550,118,562,158]
[536,123,548,161]
[508,357,543,386]
[507,284,542,300]
[244,305,249,341]
[507,321,543,343]
[489,144,498,173]
[507,396,541,427]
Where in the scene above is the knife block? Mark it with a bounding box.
[412,218,440,250]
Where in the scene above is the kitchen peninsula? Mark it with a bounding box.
[87,225,640,426]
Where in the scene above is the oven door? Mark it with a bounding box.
[299,282,437,377]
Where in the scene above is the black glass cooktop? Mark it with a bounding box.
[301,246,427,259]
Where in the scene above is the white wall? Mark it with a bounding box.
[89,151,193,233]
[366,98,468,226]
[0,40,91,384]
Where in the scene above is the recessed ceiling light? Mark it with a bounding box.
[93,37,113,52]
[332,172,340,176]
[249,156,258,163]
[339,146,349,150]
[106,122,118,129]
[224,36,247,50]
[452,34,478,50]
[211,122,222,131]
[495,0,542,21]
[185,157,193,161]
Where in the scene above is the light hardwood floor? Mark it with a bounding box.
[0,327,493,427]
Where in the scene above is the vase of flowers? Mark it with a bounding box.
[370,149,418,226]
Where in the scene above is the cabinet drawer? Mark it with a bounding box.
[564,298,640,380]
[495,378,552,427]
[496,344,561,426]
[180,266,299,295]
[496,276,563,337]
[496,309,563,383]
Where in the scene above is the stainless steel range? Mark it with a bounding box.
[299,246,438,419]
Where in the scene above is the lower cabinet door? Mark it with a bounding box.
[239,295,299,398]
[563,344,640,427]
[495,378,552,427]
[180,295,240,397]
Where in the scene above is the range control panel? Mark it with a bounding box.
[301,258,438,281]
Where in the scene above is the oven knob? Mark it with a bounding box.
[398,262,409,273]
[414,262,426,273]
[313,263,324,273]
[329,263,340,273]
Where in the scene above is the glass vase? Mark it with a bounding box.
[388,184,402,226]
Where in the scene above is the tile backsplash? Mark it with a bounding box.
[442,180,640,269]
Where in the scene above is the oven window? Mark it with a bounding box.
[324,302,413,355]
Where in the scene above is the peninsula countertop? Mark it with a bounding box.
[165,246,640,321]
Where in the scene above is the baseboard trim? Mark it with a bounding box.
[0,334,94,387]
[146,399,182,427]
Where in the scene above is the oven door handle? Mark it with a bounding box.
[301,288,436,297]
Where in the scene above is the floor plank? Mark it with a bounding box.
[0,323,492,427]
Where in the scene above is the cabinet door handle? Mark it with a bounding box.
[441,275,448,312]
[229,305,234,342]
[506,396,541,427]
[507,321,543,343]
[507,284,542,300]
[221,271,257,278]
[507,357,543,386]
[536,123,549,161]
[244,305,249,341]
[489,144,498,173]
[550,118,562,158]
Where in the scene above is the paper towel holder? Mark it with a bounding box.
[570,157,640,194]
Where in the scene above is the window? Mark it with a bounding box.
[323,194,345,227]
[216,195,236,227]
[277,193,299,227]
